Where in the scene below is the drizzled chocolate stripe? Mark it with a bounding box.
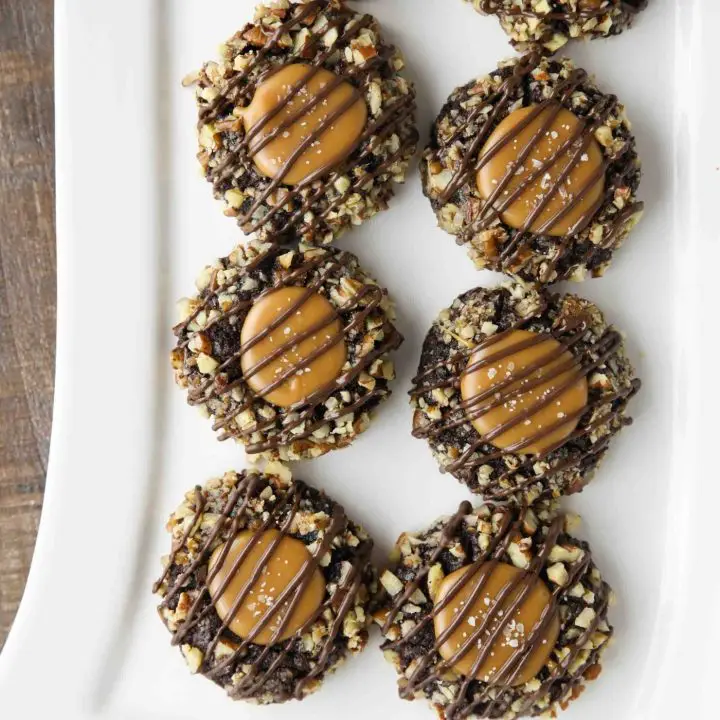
[477,0,647,21]
[152,487,205,595]
[382,503,611,720]
[176,246,402,453]
[431,53,642,281]
[411,306,640,495]
[249,86,417,239]
[199,2,323,124]
[207,14,374,191]
[155,473,372,702]
[200,0,417,243]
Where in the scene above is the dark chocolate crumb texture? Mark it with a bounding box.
[190,0,418,246]
[376,500,613,720]
[463,1,648,53]
[410,281,640,502]
[421,53,643,284]
[154,465,377,704]
[171,241,402,461]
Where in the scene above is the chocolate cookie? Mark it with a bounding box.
[171,241,402,461]
[464,1,648,53]
[376,500,613,720]
[410,281,640,502]
[190,0,418,246]
[421,54,643,284]
[154,465,377,704]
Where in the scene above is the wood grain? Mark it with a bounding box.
[0,0,55,650]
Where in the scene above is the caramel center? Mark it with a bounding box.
[434,562,560,685]
[240,286,347,408]
[460,329,588,455]
[476,104,605,237]
[208,529,326,645]
[241,63,367,185]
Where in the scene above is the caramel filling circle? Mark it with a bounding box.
[240,286,347,408]
[476,104,605,237]
[434,562,560,685]
[460,329,588,455]
[240,63,367,185]
[208,529,326,645]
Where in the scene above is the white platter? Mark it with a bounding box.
[1,0,719,718]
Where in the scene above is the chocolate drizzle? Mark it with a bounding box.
[381,502,611,719]
[475,0,648,50]
[411,289,640,498]
[154,472,373,701]
[427,53,643,282]
[477,0,647,22]
[174,245,402,454]
[198,0,418,243]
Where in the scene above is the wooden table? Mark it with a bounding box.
[0,1,55,650]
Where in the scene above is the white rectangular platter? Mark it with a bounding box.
[1,0,719,718]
